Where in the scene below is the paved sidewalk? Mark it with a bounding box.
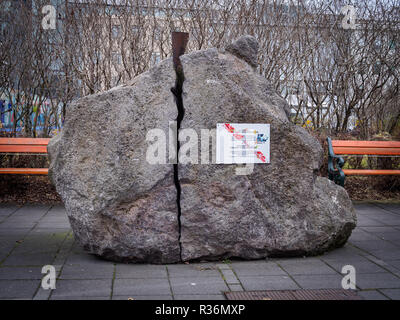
[0,202,400,300]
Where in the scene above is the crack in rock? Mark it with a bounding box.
[171,56,185,262]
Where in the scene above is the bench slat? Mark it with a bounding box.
[0,145,48,153]
[0,138,50,145]
[332,140,400,148]
[342,169,400,175]
[0,168,48,175]
[333,147,400,155]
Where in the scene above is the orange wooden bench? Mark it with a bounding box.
[327,137,400,186]
[0,138,50,175]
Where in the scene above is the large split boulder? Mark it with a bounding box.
[48,35,356,263]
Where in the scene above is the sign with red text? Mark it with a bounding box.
[216,123,270,164]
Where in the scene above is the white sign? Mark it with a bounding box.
[216,123,270,164]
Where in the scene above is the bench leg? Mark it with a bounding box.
[334,171,345,187]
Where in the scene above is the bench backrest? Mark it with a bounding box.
[332,140,400,155]
[0,138,50,154]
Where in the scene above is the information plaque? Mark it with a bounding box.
[216,123,270,164]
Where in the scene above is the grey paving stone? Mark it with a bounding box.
[278,258,337,275]
[348,230,380,241]
[28,228,71,236]
[383,265,400,278]
[324,259,388,274]
[370,215,400,226]
[12,206,46,214]
[33,287,52,300]
[51,296,110,300]
[0,211,13,219]
[170,277,228,295]
[388,260,400,270]
[374,203,400,215]
[174,294,226,300]
[112,295,173,300]
[369,250,400,261]
[167,263,220,278]
[38,211,68,218]
[12,204,51,215]
[22,231,67,242]
[0,219,38,229]
[39,212,69,220]
[350,239,399,252]
[2,252,56,266]
[11,213,46,222]
[221,269,240,284]
[360,213,394,222]
[0,234,22,242]
[36,221,71,228]
[363,254,393,266]
[361,226,399,234]
[64,253,115,267]
[0,280,39,299]
[356,273,400,289]
[354,203,380,210]
[113,278,171,296]
[69,242,86,254]
[216,263,231,270]
[380,289,400,300]
[59,264,114,279]
[0,247,14,262]
[239,275,299,291]
[357,290,389,300]
[356,216,383,227]
[0,248,13,260]
[0,205,19,216]
[5,211,43,219]
[46,205,67,216]
[376,233,400,242]
[354,204,387,215]
[0,266,43,279]
[292,274,344,289]
[320,247,369,262]
[228,284,244,292]
[50,279,112,298]
[231,261,286,276]
[0,237,17,254]
[11,237,63,255]
[115,264,167,279]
